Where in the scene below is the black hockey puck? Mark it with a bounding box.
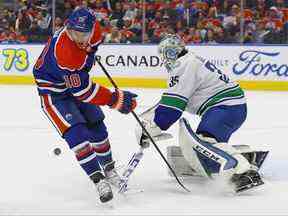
[54,148,61,155]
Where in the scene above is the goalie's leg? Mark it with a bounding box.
[167,145,269,177]
[178,118,264,193]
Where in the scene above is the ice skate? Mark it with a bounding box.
[230,170,264,193]
[91,172,113,203]
[104,161,122,189]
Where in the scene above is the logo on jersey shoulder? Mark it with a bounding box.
[169,75,179,87]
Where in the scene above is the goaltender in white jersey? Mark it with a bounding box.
[135,34,268,193]
[164,49,246,116]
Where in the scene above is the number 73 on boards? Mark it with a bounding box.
[0,48,29,72]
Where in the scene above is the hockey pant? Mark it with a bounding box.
[40,94,113,177]
[196,104,247,143]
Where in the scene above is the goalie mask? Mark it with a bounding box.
[158,34,186,70]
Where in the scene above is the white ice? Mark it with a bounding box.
[0,85,288,215]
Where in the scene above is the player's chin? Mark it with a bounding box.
[76,42,89,50]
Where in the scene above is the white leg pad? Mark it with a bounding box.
[213,143,250,175]
[178,118,250,178]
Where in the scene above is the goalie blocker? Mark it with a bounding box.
[167,118,267,192]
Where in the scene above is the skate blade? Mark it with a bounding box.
[235,181,265,194]
[118,186,144,195]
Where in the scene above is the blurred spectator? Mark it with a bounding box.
[15,10,31,34]
[104,26,122,43]
[110,2,124,25]
[54,17,63,32]
[1,0,288,44]
[36,9,51,33]
[27,21,45,42]
[205,29,217,44]
[123,1,138,21]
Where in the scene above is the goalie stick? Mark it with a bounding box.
[118,132,173,193]
[118,147,144,193]
[96,58,190,193]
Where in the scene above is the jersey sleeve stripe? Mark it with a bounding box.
[82,84,100,103]
[37,80,67,93]
[35,79,65,85]
[73,79,93,97]
[163,93,188,102]
[160,94,188,112]
[38,86,68,93]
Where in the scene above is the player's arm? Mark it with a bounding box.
[154,59,199,130]
[135,60,199,147]
[54,29,137,114]
[64,71,137,114]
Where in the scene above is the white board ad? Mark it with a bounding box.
[0,44,288,81]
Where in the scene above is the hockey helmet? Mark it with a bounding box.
[158,34,185,66]
[66,7,95,32]
[66,7,95,44]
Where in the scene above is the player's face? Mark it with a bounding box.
[68,29,91,49]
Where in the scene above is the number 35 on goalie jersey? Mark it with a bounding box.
[154,52,244,131]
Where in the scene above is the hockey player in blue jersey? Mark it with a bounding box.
[135,34,266,193]
[33,7,137,203]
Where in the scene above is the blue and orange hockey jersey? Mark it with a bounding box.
[33,21,112,106]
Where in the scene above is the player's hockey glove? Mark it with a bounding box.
[108,90,137,114]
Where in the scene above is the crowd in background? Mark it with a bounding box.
[1,0,288,44]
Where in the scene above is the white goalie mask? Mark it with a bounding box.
[158,34,186,70]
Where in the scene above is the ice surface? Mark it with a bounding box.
[0,85,287,215]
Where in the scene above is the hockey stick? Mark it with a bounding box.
[95,58,190,193]
[118,147,144,193]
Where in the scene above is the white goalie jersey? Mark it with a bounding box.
[164,52,246,116]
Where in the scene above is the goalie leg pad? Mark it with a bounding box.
[233,145,269,171]
[167,146,202,177]
[166,145,268,177]
[178,118,250,177]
